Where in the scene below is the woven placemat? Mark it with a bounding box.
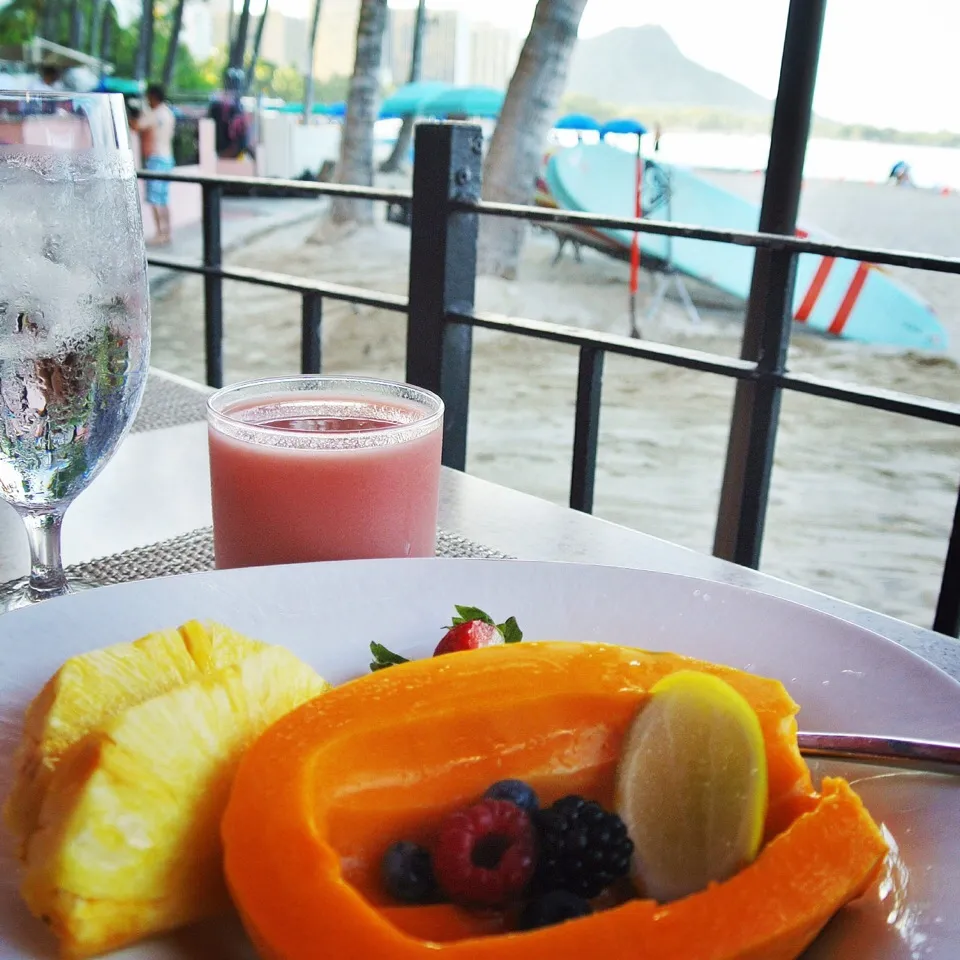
[132,374,212,434]
[59,527,510,587]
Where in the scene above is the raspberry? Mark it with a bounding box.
[433,799,536,907]
[534,795,633,899]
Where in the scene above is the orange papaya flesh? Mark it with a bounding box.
[222,642,885,960]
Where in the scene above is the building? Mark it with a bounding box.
[386,6,470,87]
[310,0,361,81]
[468,20,521,88]
[203,0,520,90]
[385,7,520,89]
[181,0,216,60]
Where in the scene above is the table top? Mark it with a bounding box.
[1,371,958,682]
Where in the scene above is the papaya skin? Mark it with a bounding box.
[222,642,886,960]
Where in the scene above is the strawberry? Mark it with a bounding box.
[369,605,522,671]
[434,606,522,655]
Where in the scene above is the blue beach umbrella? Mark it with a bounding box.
[600,118,648,137]
[554,112,601,131]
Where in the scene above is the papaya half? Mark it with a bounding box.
[221,642,888,960]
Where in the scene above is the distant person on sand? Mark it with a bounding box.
[654,122,662,152]
[133,83,176,246]
[889,160,913,186]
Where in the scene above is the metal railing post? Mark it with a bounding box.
[300,292,323,374]
[570,346,604,513]
[405,121,482,471]
[713,0,827,567]
[201,184,224,389]
[934,480,960,636]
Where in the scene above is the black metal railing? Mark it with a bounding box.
[139,2,960,638]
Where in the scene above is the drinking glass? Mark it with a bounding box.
[207,376,444,568]
[0,92,151,612]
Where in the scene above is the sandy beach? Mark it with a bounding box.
[149,172,960,629]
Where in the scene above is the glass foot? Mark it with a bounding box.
[0,576,97,614]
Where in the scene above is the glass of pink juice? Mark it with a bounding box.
[206,376,444,569]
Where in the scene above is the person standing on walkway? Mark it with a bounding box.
[134,84,177,246]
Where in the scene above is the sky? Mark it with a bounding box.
[377,0,960,133]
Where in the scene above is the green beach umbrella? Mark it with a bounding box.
[421,85,504,119]
[381,81,452,117]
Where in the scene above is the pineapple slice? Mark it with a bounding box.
[4,620,265,852]
[19,644,330,959]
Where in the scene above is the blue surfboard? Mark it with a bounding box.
[542,143,946,352]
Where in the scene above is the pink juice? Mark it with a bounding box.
[207,391,443,568]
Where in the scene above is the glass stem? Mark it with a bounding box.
[21,509,69,600]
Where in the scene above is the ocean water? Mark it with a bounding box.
[565,130,960,192]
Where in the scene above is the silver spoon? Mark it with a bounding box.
[798,732,960,777]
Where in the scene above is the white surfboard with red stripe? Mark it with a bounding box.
[792,228,943,349]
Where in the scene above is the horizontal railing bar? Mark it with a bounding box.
[456,199,960,276]
[137,169,408,203]
[448,310,757,379]
[450,309,960,426]
[775,370,960,426]
[147,255,409,312]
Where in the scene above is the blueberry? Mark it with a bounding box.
[381,841,437,903]
[518,890,593,930]
[483,779,540,814]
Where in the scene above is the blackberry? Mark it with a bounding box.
[534,795,633,899]
[519,890,593,930]
[381,841,437,903]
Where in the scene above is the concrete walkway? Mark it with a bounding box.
[147,196,323,292]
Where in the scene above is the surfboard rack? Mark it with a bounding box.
[645,269,701,329]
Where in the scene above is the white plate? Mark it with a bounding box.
[1,559,959,959]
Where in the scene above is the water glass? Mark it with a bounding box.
[0,92,150,612]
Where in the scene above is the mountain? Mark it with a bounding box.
[567,26,772,115]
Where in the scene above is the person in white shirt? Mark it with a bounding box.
[134,83,177,245]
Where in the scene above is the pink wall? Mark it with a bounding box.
[135,119,216,242]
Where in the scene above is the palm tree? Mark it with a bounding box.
[41,0,59,40]
[244,0,270,94]
[329,0,388,224]
[144,0,155,77]
[379,0,427,174]
[134,0,152,78]
[477,0,588,278]
[68,0,83,49]
[302,0,323,122]
[161,0,187,88]
[228,0,252,73]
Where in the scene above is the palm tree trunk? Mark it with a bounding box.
[99,12,113,65]
[161,0,187,89]
[41,0,59,40]
[144,0,155,77]
[68,0,82,49]
[88,0,104,58]
[229,0,253,72]
[379,0,426,173]
[244,0,270,94]
[302,0,324,124]
[477,0,588,278]
[329,0,388,224]
[134,0,152,79]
